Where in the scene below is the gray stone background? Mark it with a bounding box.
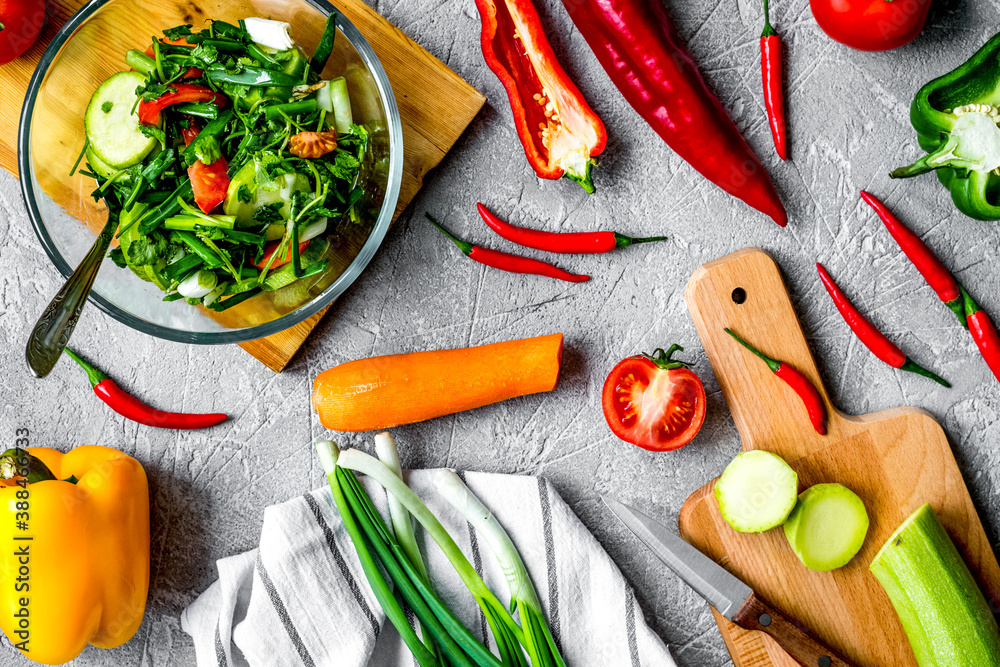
[1,0,999,665]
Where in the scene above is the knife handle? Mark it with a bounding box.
[731,593,856,667]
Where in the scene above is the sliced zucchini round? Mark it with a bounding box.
[715,450,798,533]
[223,154,311,228]
[783,483,869,571]
[85,71,156,169]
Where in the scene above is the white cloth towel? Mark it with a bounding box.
[181,471,678,667]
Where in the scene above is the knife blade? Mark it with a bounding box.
[603,496,856,667]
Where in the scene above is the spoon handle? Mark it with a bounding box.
[25,214,117,378]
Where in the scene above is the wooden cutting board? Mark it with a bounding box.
[1,0,485,372]
[678,248,1000,667]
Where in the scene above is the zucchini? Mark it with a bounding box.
[870,503,1000,666]
[262,238,330,291]
[223,155,311,227]
[715,450,798,533]
[85,147,132,182]
[85,71,157,169]
[783,483,869,571]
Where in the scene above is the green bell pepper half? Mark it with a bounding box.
[892,31,1000,221]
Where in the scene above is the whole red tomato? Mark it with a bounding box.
[810,0,932,52]
[0,0,46,66]
[601,345,707,452]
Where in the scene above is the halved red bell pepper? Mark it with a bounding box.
[255,240,311,270]
[475,0,606,193]
[138,84,228,126]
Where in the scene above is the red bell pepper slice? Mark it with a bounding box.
[255,240,311,270]
[475,0,606,193]
[138,83,228,126]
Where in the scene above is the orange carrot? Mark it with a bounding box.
[312,333,564,432]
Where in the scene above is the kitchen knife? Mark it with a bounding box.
[603,496,856,667]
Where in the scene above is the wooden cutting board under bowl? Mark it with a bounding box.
[1,0,485,372]
[679,248,1000,667]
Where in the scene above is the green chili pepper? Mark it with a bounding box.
[310,13,338,75]
[206,66,300,88]
[892,32,1000,221]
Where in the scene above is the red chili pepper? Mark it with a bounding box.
[760,0,787,160]
[559,0,787,226]
[476,203,666,254]
[64,348,227,430]
[861,191,966,327]
[427,214,589,283]
[816,263,949,387]
[137,83,229,126]
[961,288,1000,383]
[475,0,607,193]
[725,328,826,435]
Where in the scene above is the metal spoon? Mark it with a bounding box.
[25,208,117,378]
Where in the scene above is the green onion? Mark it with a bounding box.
[126,49,157,76]
[315,442,442,667]
[334,449,528,663]
[327,77,353,135]
[163,253,203,281]
[373,433,439,658]
[177,269,218,299]
[171,230,224,269]
[164,215,235,231]
[373,433,428,579]
[152,37,166,82]
[435,470,567,667]
[263,99,317,122]
[208,286,262,311]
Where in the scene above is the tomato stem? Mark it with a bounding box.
[641,344,692,370]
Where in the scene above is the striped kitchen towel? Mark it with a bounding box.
[181,471,677,667]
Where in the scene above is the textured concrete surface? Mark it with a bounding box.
[1,0,999,665]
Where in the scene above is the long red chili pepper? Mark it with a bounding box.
[475,0,607,193]
[64,348,228,429]
[476,203,666,254]
[861,191,966,327]
[725,328,826,435]
[760,0,787,160]
[961,288,1000,383]
[559,0,787,226]
[427,214,589,283]
[816,263,949,387]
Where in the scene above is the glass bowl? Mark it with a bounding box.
[18,0,403,344]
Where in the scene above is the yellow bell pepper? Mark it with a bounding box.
[0,445,149,665]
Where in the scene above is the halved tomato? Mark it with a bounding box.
[601,345,706,452]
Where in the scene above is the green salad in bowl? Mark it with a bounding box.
[80,14,371,312]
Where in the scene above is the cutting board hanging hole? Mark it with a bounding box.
[732,287,747,304]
